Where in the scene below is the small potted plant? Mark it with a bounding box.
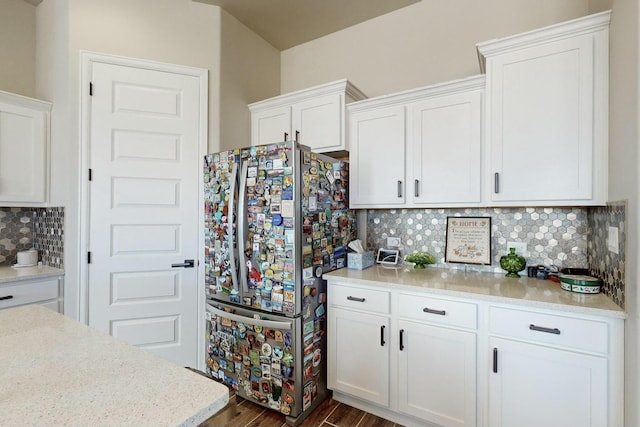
[404,251,436,269]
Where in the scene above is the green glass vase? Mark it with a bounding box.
[500,247,526,278]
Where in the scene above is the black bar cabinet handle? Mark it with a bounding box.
[493,347,498,373]
[0,295,14,301]
[347,296,365,302]
[494,172,500,193]
[529,324,561,335]
[423,307,446,316]
[397,181,403,198]
[295,130,300,142]
[380,325,386,346]
[414,179,419,197]
[284,132,289,141]
[399,329,405,351]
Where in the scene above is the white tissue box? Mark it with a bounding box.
[347,251,374,270]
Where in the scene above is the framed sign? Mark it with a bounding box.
[445,216,491,265]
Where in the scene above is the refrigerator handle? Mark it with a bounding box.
[237,162,250,293]
[209,306,293,330]
[227,163,239,292]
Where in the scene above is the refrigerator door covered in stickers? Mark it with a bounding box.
[204,141,356,316]
[206,303,325,419]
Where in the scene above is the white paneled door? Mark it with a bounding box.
[87,58,205,367]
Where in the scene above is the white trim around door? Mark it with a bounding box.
[79,51,208,369]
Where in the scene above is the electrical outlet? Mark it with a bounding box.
[507,241,527,255]
[608,226,619,254]
[387,237,401,247]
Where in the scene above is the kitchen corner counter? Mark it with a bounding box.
[324,265,626,319]
[0,265,65,283]
[0,305,229,427]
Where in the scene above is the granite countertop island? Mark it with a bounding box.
[0,305,229,427]
[325,265,625,319]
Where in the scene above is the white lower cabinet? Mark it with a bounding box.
[328,307,390,407]
[398,320,476,427]
[487,305,619,427]
[489,337,607,427]
[0,276,63,313]
[328,283,478,427]
[327,279,624,427]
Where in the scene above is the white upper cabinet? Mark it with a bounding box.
[348,75,484,209]
[349,105,406,207]
[410,86,483,205]
[477,11,611,206]
[249,79,366,153]
[0,91,52,205]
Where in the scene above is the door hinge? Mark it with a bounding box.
[88,168,92,181]
[88,251,92,264]
[89,82,94,96]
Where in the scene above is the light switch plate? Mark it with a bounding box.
[608,226,619,254]
[507,241,527,255]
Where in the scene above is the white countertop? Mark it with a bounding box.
[0,265,65,284]
[325,265,626,319]
[0,305,229,427]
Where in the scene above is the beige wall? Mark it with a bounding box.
[604,0,640,425]
[0,0,36,97]
[219,9,280,151]
[280,0,590,97]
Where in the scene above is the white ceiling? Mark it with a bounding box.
[194,0,421,50]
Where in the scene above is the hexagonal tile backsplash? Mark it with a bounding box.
[0,204,626,309]
[366,204,626,308]
[0,207,64,269]
[0,208,35,265]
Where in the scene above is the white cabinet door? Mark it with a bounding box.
[292,93,342,152]
[328,306,390,407]
[251,105,291,146]
[487,36,593,203]
[398,320,476,427]
[411,91,482,205]
[479,11,610,205]
[0,91,51,204]
[249,79,365,152]
[347,75,484,208]
[349,106,406,207]
[489,337,607,427]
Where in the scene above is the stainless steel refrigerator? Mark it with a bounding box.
[203,141,356,425]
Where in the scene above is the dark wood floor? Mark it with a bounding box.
[202,389,403,427]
